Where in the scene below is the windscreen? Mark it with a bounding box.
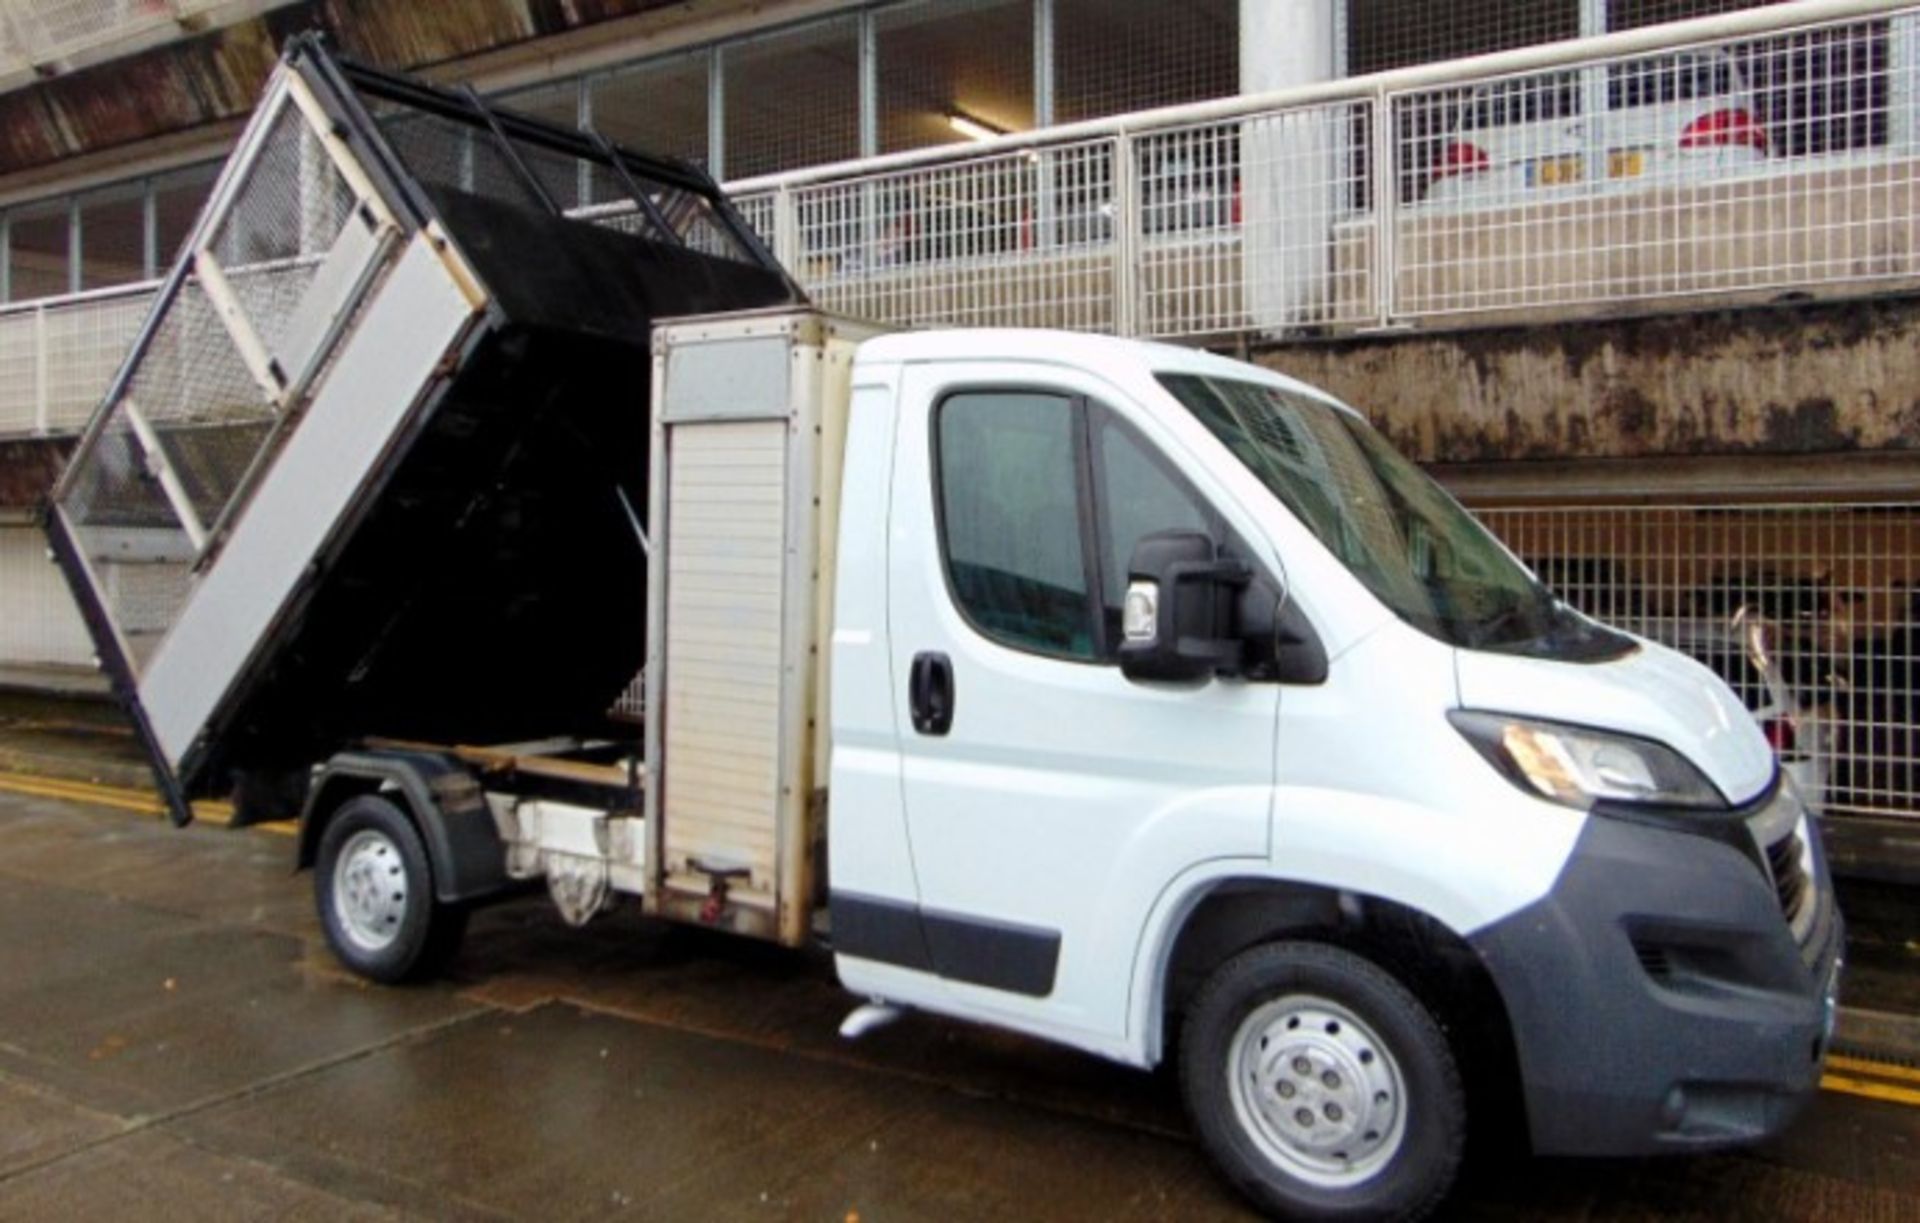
[1158,372,1629,659]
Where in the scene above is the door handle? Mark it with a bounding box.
[909,651,955,736]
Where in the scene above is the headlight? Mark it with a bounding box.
[1449,710,1727,811]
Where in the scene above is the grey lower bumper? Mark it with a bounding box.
[1469,806,1842,1157]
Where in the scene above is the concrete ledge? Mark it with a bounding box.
[0,742,152,791]
[1834,1006,1920,1066]
[1824,815,1920,886]
[0,663,111,700]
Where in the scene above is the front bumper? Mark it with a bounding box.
[1469,791,1842,1157]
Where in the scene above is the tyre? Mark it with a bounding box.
[1180,941,1465,1222]
[314,794,468,983]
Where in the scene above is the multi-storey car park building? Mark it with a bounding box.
[0,0,1914,858]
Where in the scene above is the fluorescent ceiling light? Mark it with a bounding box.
[947,112,1005,142]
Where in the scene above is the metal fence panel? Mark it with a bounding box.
[42,289,155,431]
[792,139,1121,332]
[1478,502,1919,820]
[1139,100,1377,338]
[0,283,157,438]
[0,309,38,435]
[1392,16,1919,321]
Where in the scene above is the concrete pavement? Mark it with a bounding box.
[3,784,1920,1219]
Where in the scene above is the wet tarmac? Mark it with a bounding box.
[3,787,1920,1220]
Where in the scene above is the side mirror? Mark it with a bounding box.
[1119,530,1249,683]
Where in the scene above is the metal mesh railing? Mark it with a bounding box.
[734,192,775,246]
[0,283,158,437]
[1393,20,1912,319]
[1478,502,1920,820]
[1140,101,1377,336]
[792,139,1121,331]
[711,0,1920,339]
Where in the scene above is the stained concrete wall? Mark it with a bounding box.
[1255,296,1920,469]
[0,438,70,510]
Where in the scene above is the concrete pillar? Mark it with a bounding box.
[1241,0,1338,95]
[1239,0,1340,330]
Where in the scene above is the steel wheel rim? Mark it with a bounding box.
[331,828,409,953]
[1227,992,1409,1188]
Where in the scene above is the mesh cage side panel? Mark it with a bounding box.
[64,415,180,531]
[121,278,278,530]
[209,105,358,362]
[381,110,546,213]
[60,275,291,675]
[61,414,195,672]
[104,560,194,669]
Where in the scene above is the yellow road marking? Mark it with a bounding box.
[0,771,295,836]
[1822,1072,1920,1108]
[0,773,168,815]
[1826,1054,1920,1087]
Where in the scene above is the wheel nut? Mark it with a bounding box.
[1324,1102,1344,1122]
[1295,1108,1315,1127]
[1292,1056,1313,1075]
[1322,1070,1340,1089]
[1277,1081,1296,1099]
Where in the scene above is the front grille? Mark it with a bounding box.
[1766,829,1812,930]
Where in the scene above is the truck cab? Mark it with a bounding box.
[826,329,1840,1218]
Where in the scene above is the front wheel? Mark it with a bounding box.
[1180,941,1465,1222]
[314,794,467,983]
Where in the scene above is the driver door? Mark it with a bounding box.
[879,362,1279,1041]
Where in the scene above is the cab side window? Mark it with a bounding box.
[1089,408,1221,657]
[936,391,1099,660]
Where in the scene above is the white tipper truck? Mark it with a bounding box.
[48,39,1841,1221]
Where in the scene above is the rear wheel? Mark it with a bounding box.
[315,794,467,983]
[1180,941,1465,1222]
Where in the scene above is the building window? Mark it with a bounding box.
[8,201,69,302]
[153,162,219,267]
[77,181,146,290]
